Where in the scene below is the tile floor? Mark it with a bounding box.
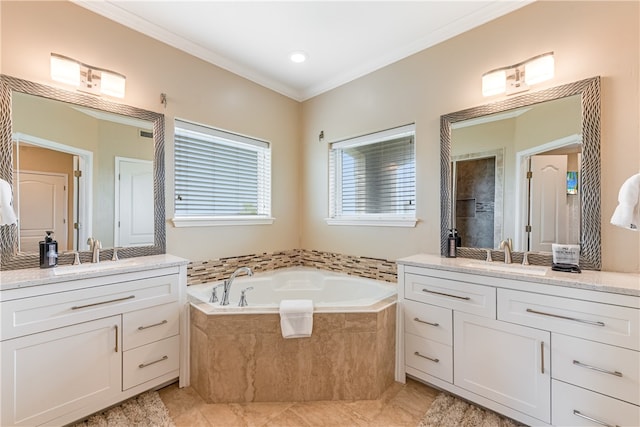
[158,378,439,427]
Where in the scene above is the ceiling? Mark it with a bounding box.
[74,1,533,102]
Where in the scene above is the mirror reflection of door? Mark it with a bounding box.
[525,153,581,252]
[12,142,76,252]
[454,156,496,249]
[115,157,154,247]
[13,171,68,252]
[13,137,91,252]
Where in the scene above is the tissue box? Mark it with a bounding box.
[552,244,580,265]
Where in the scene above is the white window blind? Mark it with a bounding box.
[174,120,271,221]
[328,124,416,226]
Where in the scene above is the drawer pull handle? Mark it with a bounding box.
[139,355,169,369]
[573,410,619,427]
[414,317,439,327]
[540,341,545,374]
[525,308,605,327]
[573,360,623,377]
[414,351,439,363]
[72,295,135,310]
[115,325,119,353]
[421,289,470,301]
[138,320,168,331]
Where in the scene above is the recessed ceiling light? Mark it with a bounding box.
[289,51,307,63]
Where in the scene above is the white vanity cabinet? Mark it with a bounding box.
[396,256,640,427]
[401,268,551,424]
[0,255,188,427]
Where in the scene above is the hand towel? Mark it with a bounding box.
[610,173,640,231]
[0,178,18,226]
[279,299,313,338]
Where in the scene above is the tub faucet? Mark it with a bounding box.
[221,266,253,306]
[499,239,512,264]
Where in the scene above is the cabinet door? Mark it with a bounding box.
[1,316,122,426]
[454,312,551,423]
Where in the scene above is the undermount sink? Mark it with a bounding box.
[53,259,143,276]
[462,261,549,276]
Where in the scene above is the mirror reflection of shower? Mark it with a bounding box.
[451,148,504,250]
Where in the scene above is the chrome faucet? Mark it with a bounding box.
[220,266,253,306]
[87,237,101,263]
[499,239,512,264]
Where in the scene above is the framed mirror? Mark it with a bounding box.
[0,75,166,270]
[440,77,601,270]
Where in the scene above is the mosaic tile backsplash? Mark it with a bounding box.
[186,249,397,285]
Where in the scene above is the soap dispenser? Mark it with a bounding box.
[39,231,58,268]
[447,229,457,258]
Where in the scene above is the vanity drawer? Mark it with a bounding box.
[122,335,180,390]
[404,272,495,318]
[552,333,639,405]
[122,302,180,351]
[403,299,452,345]
[1,274,179,341]
[552,380,640,427]
[405,333,453,383]
[497,289,640,350]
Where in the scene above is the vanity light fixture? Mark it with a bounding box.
[482,52,554,97]
[50,53,126,98]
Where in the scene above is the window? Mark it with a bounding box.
[328,124,417,227]
[172,119,272,226]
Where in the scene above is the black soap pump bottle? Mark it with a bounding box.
[453,228,462,248]
[39,231,58,268]
[447,229,457,258]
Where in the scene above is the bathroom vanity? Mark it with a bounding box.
[0,255,188,426]
[396,254,640,427]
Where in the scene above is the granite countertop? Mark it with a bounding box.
[0,254,189,291]
[397,253,640,297]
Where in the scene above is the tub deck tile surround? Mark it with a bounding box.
[186,249,398,285]
[189,303,396,403]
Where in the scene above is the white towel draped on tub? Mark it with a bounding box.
[279,299,313,338]
[610,173,640,231]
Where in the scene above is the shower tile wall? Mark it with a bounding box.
[456,157,495,249]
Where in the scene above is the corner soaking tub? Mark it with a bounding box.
[187,266,398,403]
[187,266,397,313]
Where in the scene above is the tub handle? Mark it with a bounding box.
[209,283,224,303]
[239,286,254,307]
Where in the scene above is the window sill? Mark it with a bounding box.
[170,216,275,227]
[324,217,418,227]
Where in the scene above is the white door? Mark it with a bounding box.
[115,158,154,246]
[14,171,68,252]
[0,316,122,426]
[454,311,551,423]
[529,155,567,252]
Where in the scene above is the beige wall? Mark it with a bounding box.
[2,1,639,272]
[301,1,640,273]
[1,0,302,262]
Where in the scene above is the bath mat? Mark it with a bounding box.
[418,393,524,427]
[71,390,175,427]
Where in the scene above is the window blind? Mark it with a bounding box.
[329,124,416,218]
[174,120,271,217]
